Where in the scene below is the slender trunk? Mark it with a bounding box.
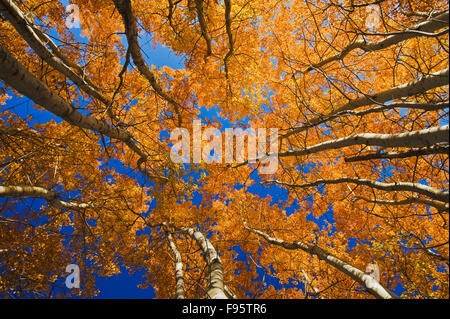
[301,268,323,299]
[0,185,92,209]
[284,68,449,138]
[356,196,449,212]
[195,0,212,56]
[285,101,449,132]
[344,145,449,162]
[0,0,110,107]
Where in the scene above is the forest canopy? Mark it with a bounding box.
[0,0,448,299]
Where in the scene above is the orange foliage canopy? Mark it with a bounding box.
[0,0,448,298]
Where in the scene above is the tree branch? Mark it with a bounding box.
[176,227,228,299]
[223,0,234,77]
[112,0,183,126]
[0,43,149,159]
[166,232,185,299]
[195,0,212,57]
[244,223,397,299]
[265,178,449,203]
[344,145,449,162]
[299,10,449,73]
[0,185,93,210]
[0,0,112,110]
[355,196,449,212]
[279,125,449,158]
[285,101,449,134]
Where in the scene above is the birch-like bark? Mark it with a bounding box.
[234,125,448,170]
[195,0,212,56]
[284,101,448,133]
[356,196,449,212]
[0,185,92,210]
[166,232,185,299]
[300,10,449,73]
[266,178,449,203]
[0,0,110,107]
[301,268,323,299]
[112,0,182,126]
[223,0,234,77]
[224,285,238,299]
[244,223,397,299]
[362,101,449,112]
[283,68,449,138]
[177,227,228,299]
[344,145,449,162]
[279,125,449,158]
[0,43,148,161]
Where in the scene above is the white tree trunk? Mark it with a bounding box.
[177,227,228,299]
[244,223,396,299]
[113,0,182,126]
[0,0,110,107]
[268,178,449,203]
[279,125,449,157]
[0,185,92,209]
[166,232,185,299]
[0,43,148,160]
